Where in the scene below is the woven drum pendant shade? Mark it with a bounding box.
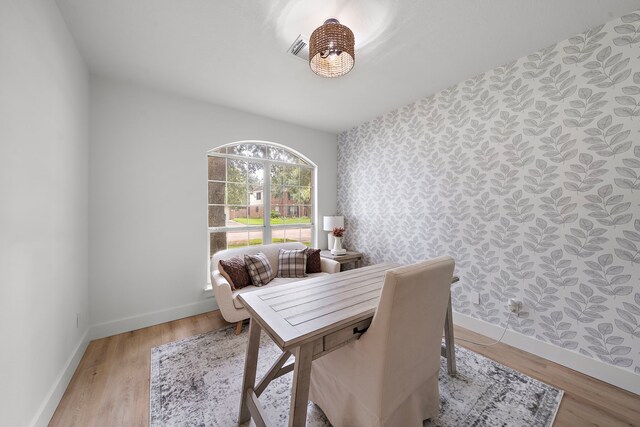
[309,18,355,78]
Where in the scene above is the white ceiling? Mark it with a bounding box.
[56,0,640,134]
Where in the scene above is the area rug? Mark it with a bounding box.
[150,326,563,426]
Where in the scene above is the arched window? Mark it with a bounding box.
[207,141,315,257]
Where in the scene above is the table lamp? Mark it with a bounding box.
[323,215,344,250]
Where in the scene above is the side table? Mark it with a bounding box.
[320,250,363,270]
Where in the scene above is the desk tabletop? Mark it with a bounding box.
[238,263,398,350]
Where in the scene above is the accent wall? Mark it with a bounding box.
[338,10,640,390]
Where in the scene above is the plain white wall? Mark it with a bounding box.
[89,76,338,337]
[0,0,90,425]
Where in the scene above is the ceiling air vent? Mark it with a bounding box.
[287,35,309,62]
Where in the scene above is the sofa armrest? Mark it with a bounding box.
[321,257,341,274]
[211,270,238,321]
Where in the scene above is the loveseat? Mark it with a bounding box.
[211,242,341,333]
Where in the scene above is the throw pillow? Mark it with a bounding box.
[305,248,322,274]
[244,253,274,286]
[278,249,308,278]
[218,257,251,290]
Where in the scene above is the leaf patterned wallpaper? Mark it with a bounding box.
[337,11,640,374]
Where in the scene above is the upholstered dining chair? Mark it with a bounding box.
[309,256,455,427]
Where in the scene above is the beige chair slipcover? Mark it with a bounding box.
[309,256,455,427]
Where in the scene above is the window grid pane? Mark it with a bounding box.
[207,145,314,257]
[208,205,225,227]
[227,231,249,249]
[208,181,225,205]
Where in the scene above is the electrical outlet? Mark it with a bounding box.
[472,291,480,305]
[508,299,521,314]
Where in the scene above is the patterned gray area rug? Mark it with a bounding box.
[150,326,563,426]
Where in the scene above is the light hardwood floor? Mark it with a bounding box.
[49,310,640,426]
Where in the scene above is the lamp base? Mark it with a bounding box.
[328,233,335,251]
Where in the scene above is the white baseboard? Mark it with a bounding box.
[89,298,219,340]
[31,296,220,426]
[30,329,90,427]
[454,312,640,395]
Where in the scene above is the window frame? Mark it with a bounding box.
[207,141,316,261]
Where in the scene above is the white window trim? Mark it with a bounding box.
[205,141,317,287]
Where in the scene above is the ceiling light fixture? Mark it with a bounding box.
[309,18,355,78]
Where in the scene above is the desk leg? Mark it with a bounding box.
[238,318,261,424]
[444,292,456,376]
[288,341,314,427]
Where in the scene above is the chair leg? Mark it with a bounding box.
[235,321,243,335]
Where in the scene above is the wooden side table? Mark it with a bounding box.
[320,250,363,270]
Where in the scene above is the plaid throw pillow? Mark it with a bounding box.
[305,248,322,274]
[244,253,274,286]
[278,249,308,278]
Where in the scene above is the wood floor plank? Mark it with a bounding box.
[49,310,640,427]
[554,394,636,427]
[453,326,640,426]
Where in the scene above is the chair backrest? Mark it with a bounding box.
[365,256,455,411]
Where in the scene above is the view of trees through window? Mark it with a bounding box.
[208,142,314,256]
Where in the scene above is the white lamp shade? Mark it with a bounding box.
[323,215,344,231]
